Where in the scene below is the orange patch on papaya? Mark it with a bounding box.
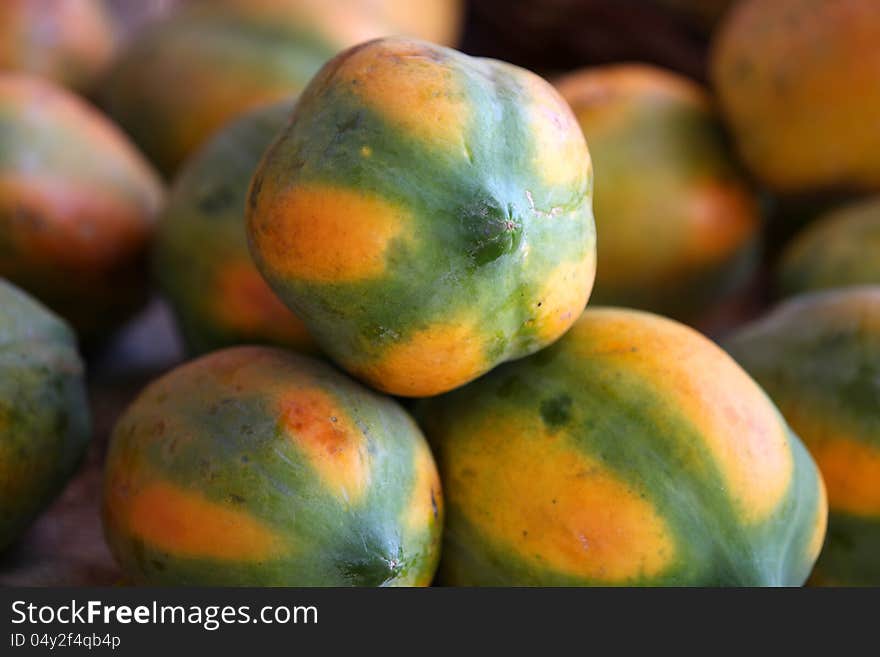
[355,321,486,397]
[118,481,284,561]
[447,416,675,582]
[213,260,313,348]
[279,387,370,502]
[335,38,469,147]
[520,69,592,188]
[532,256,595,342]
[569,309,794,523]
[404,435,442,534]
[806,437,880,517]
[249,183,409,283]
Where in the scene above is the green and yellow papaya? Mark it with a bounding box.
[0,279,91,552]
[725,287,880,585]
[556,64,759,319]
[420,308,826,586]
[247,37,595,397]
[154,99,316,355]
[103,346,443,586]
[778,197,880,297]
[0,74,164,339]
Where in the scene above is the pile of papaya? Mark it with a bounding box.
[0,0,877,587]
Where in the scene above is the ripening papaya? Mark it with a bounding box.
[711,0,880,195]
[556,64,759,319]
[0,0,116,93]
[103,346,443,586]
[100,0,396,175]
[419,308,826,586]
[778,197,880,297]
[725,287,880,585]
[247,37,596,397]
[0,74,164,339]
[154,99,316,355]
[0,279,91,552]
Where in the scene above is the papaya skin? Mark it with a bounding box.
[247,37,596,397]
[420,308,826,586]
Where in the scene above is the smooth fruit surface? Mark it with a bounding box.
[778,197,880,297]
[155,99,316,355]
[0,74,164,338]
[725,288,880,585]
[248,37,596,397]
[711,0,880,194]
[556,64,759,319]
[0,279,91,552]
[103,346,443,586]
[420,308,826,586]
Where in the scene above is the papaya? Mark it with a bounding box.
[0,0,116,93]
[155,99,316,355]
[419,308,826,586]
[103,346,443,586]
[556,64,759,319]
[778,197,880,297]
[711,0,880,194]
[247,37,596,397]
[0,74,164,339]
[0,279,91,552]
[100,0,395,176]
[725,287,880,585]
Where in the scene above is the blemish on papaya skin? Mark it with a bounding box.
[404,438,442,533]
[532,256,595,342]
[540,394,573,429]
[279,388,371,502]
